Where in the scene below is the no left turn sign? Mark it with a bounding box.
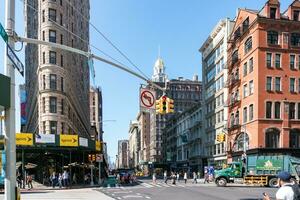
[140,88,156,110]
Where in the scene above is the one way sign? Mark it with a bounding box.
[7,44,24,76]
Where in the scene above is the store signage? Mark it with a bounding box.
[79,137,88,147]
[35,134,55,144]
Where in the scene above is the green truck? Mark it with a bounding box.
[214,155,300,187]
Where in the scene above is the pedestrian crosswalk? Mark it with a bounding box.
[101,181,209,190]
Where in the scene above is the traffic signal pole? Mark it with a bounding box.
[17,36,166,92]
[4,0,16,199]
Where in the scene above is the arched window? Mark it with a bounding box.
[290,129,300,148]
[233,132,249,152]
[291,33,300,47]
[265,128,280,148]
[232,50,239,65]
[267,31,278,45]
[244,37,252,54]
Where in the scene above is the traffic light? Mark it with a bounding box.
[161,96,167,113]
[88,154,96,162]
[156,98,163,114]
[216,133,226,142]
[166,97,174,113]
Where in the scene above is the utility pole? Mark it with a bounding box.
[4,0,16,199]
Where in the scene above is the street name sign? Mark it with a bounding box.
[0,23,8,43]
[60,135,78,147]
[7,44,24,76]
[140,88,156,112]
[16,133,33,146]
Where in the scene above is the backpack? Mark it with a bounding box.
[287,184,300,200]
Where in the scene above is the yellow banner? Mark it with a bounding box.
[60,135,78,147]
[95,141,101,151]
[16,133,33,146]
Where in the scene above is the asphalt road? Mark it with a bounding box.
[97,179,278,200]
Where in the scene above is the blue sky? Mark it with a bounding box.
[0,0,291,161]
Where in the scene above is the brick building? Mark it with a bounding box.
[227,0,300,161]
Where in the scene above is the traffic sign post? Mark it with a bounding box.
[0,23,8,43]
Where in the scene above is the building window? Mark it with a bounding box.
[60,34,63,45]
[265,128,280,148]
[291,33,300,46]
[42,31,45,41]
[266,77,272,91]
[274,102,281,119]
[290,129,300,148]
[249,80,254,95]
[290,55,296,69]
[50,121,57,134]
[294,11,300,21]
[48,8,56,22]
[275,54,281,68]
[49,97,57,113]
[42,10,45,22]
[50,74,57,90]
[267,31,278,45]
[290,78,296,93]
[249,57,253,73]
[61,77,64,91]
[270,7,277,19]
[299,78,300,93]
[61,99,64,115]
[243,84,248,98]
[42,52,45,64]
[43,75,46,89]
[249,104,254,121]
[266,53,272,68]
[244,37,252,54]
[275,77,281,92]
[242,17,249,32]
[61,55,64,67]
[243,62,247,77]
[289,102,296,119]
[298,103,300,119]
[233,132,249,152]
[266,101,272,119]
[42,97,45,113]
[60,13,63,26]
[49,30,56,43]
[243,107,247,123]
[49,51,56,64]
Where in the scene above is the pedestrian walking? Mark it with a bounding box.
[63,170,69,188]
[27,174,33,190]
[73,173,77,185]
[51,172,56,188]
[58,173,63,188]
[263,171,300,200]
[192,172,197,184]
[164,171,168,184]
[171,172,176,185]
[176,172,180,182]
[184,172,187,184]
[152,172,157,184]
[204,167,209,184]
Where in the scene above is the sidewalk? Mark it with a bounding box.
[0,188,115,200]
